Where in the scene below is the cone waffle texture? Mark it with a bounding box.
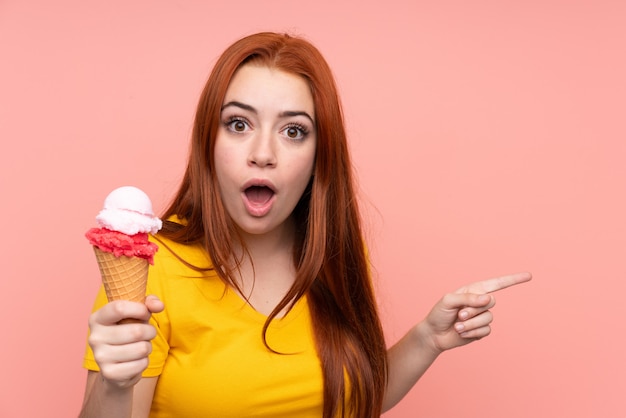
[92,246,148,302]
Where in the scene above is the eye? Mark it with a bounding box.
[232,120,246,132]
[224,116,250,133]
[282,123,309,141]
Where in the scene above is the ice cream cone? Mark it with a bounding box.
[92,246,148,324]
[92,246,148,303]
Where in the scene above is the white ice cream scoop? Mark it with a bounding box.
[96,186,163,235]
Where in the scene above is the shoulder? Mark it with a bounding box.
[150,234,211,269]
[147,220,217,295]
[149,216,213,270]
[145,223,222,335]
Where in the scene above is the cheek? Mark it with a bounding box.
[305,148,316,179]
[213,145,235,183]
[292,155,316,190]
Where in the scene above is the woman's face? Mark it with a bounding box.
[214,64,316,239]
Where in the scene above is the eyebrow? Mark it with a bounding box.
[221,101,315,125]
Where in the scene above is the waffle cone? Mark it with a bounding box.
[92,246,148,303]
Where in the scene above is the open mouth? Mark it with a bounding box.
[244,185,275,206]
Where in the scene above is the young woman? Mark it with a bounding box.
[80,32,530,418]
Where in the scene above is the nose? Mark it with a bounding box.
[248,130,277,168]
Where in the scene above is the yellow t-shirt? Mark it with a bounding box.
[83,234,324,417]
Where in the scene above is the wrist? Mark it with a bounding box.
[81,373,135,418]
[99,374,137,395]
[413,321,444,358]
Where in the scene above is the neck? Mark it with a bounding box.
[229,218,300,316]
[237,218,296,262]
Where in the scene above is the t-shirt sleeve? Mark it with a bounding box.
[82,267,170,378]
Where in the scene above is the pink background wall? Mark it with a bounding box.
[1,1,624,417]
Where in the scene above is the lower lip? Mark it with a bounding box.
[242,193,275,217]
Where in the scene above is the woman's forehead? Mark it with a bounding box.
[223,64,315,118]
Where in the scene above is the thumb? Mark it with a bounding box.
[441,292,494,311]
[145,294,164,314]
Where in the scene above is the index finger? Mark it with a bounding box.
[92,300,150,326]
[456,272,532,295]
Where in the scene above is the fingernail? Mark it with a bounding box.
[455,323,465,332]
[459,311,469,320]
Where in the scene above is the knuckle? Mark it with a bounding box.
[111,300,128,317]
[87,311,101,329]
[133,341,151,358]
[136,356,150,371]
[99,367,114,380]
[142,341,153,357]
[87,329,111,349]
[128,324,144,341]
[93,347,113,366]
[101,365,128,383]
[87,333,100,348]
[146,324,157,340]
[442,293,456,304]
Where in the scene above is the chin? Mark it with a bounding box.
[235,221,278,236]
[234,216,294,240]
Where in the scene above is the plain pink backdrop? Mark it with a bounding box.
[1,1,624,417]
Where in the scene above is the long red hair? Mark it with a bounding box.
[161,32,387,417]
